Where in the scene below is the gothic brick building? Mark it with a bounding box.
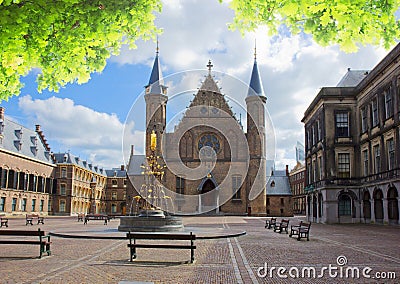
[127,48,292,216]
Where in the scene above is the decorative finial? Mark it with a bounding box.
[254,39,257,60]
[207,59,213,75]
[156,36,159,54]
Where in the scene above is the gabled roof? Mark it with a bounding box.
[336,69,369,87]
[105,168,126,178]
[53,152,105,175]
[0,117,54,165]
[127,155,146,175]
[266,170,292,196]
[247,59,266,98]
[199,74,221,93]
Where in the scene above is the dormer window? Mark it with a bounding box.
[14,140,22,151]
[15,128,23,139]
[30,146,38,156]
[63,153,68,162]
[30,136,38,145]
[0,121,4,134]
[270,180,275,187]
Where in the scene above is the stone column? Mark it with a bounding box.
[370,199,375,223]
[383,198,389,224]
[354,200,360,222]
[397,197,400,225]
[360,199,364,222]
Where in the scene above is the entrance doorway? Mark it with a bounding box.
[200,179,218,214]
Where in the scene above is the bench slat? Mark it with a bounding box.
[0,240,49,245]
[127,234,195,240]
[0,230,45,236]
[128,244,196,249]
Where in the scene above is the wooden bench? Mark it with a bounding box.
[0,228,51,258]
[33,214,44,225]
[0,215,8,228]
[289,221,311,241]
[26,214,34,225]
[84,214,109,225]
[265,217,276,229]
[26,214,44,225]
[127,232,196,263]
[274,219,290,234]
[77,214,84,222]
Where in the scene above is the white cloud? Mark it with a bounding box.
[16,0,396,171]
[108,0,394,170]
[18,95,145,168]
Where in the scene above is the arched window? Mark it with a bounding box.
[388,187,399,221]
[363,191,371,219]
[338,194,351,216]
[373,189,384,220]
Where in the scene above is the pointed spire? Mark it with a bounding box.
[146,40,166,95]
[254,39,257,60]
[247,41,266,98]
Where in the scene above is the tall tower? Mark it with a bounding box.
[245,44,267,215]
[145,42,168,156]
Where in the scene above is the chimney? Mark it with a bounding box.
[121,165,125,171]
[286,165,289,176]
[0,107,4,120]
[130,145,134,156]
[35,124,41,132]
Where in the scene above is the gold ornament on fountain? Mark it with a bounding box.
[150,130,157,151]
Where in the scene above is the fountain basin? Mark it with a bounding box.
[118,214,184,232]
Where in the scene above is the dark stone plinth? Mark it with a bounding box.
[118,214,184,232]
[138,209,165,218]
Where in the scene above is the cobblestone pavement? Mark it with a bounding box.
[0,216,399,284]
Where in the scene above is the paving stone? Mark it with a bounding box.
[0,216,398,283]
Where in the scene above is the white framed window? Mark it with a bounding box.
[362,149,369,176]
[232,175,242,200]
[31,199,36,212]
[335,113,349,137]
[373,145,381,174]
[371,98,379,127]
[176,176,185,195]
[387,139,395,170]
[59,200,66,212]
[60,184,66,196]
[361,106,368,133]
[61,167,67,178]
[337,153,350,178]
[384,87,393,119]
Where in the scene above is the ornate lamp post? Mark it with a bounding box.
[139,130,167,216]
[89,178,97,214]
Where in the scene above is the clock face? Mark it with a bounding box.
[198,134,220,155]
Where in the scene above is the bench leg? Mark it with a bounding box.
[130,247,137,262]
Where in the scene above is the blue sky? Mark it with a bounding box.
[0,0,394,169]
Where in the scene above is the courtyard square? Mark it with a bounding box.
[0,216,398,284]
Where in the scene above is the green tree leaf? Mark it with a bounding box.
[226,0,400,53]
[0,0,162,101]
